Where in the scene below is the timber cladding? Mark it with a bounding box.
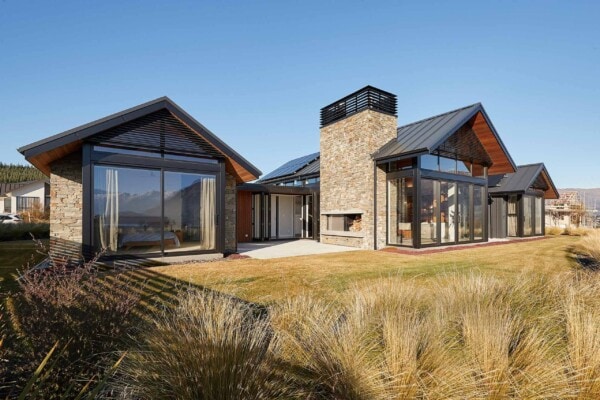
[237,191,253,243]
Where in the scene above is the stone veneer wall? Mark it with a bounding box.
[224,172,237,253]
[320,109,397,249]
[49,152,83,246]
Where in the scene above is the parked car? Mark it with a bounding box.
[0,213,23,224]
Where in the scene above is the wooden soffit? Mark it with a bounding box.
[470,111,516,175]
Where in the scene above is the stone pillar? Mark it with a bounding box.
[224,172,237,253]
[49,152,83,247]
[320,108,397,249]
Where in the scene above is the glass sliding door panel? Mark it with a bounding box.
[508,196,518,236]
[523,196,533,236]
[440,181,456,243]
[420,179,437,245]
[164,172,217,252]
[93,165,161,254]
[535,197,543,235]
[270,195,277,239]
[473,185,484,240]
[253,194,261,239]
[304,195,313,238]
[388,178,414,246]
[458,183,471,242]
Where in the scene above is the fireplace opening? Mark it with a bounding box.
[327,213,362,232]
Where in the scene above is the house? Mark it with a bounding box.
[1,179,49,214]
[545,191,586,228]
[239,86,559,249]
[18,97,261,258]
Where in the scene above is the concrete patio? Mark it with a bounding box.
[237,239,358,259]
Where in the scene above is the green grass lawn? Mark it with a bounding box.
[150,235,580,303]
[0,240,47,293]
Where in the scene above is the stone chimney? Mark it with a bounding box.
[319,86,398,249]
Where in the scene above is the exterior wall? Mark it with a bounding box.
[49,152,83,245]
[224,172,237,253]
[237,190,253,242]
[320,109,397,249]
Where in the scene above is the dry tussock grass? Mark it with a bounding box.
[115,271,600,399]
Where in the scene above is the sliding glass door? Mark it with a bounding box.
[388,177,414,246]
[93,165,217,255]
[164,172,217,252]
[93,165,162,254]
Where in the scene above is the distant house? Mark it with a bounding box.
[0,179,49,214]
[238,86,559,249]
[545,191,585,228]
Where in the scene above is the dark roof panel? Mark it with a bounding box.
[259,152,319,182]
[375,103,482,160]
[489,163,559,199]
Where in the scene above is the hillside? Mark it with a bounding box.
[0,163,45,183]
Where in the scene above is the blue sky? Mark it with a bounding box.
[1,1,598,188]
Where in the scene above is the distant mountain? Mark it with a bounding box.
[560,188,600,211]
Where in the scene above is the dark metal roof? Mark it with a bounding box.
[374,103,482,160]
[0,181,30,197]
[296,157,320,176]
[18,97,261,181]
[237,182,318,195]
[489,163,559,199]
[373,103,517,175]
[258,152,319,182]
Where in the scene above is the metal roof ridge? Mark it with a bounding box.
[396,102,481,130]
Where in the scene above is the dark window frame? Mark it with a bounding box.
[83,143,226,258]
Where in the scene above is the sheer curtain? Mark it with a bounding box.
[200,176,216,250]
[99,168,119,251]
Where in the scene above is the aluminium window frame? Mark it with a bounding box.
[82,143,226,259]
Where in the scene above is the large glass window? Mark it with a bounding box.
[164,172,217,252]
[440,181,456,243]
[523,196,533,236]
[94,166,161,253]
[93,165,218,254]
[420,179,437,245]
[508,195,518,236]
[473,185,485,240]
[457,183,471,242]
[388,178,414,246]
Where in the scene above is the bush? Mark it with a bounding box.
[0,222,49,241]
[114,289,287,399]
[4,244,142,398]
[546,226,563,235]
[116,273,600,399]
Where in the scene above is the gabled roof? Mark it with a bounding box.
[0,181,32,197]
[373,103,517,174]
[258,152,320,183]
[488,163,559,199]
[18,97,261,182]
[5,179,49,197]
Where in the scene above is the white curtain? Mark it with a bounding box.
[99,169,119,251]
[200,176,216,250]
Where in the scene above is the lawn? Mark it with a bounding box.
[150,235,580,303]
[0,240,46,293]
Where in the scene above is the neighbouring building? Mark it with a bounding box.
[0,179,49,214]
[545,191,586,228]
[241,86,559,249]
[19,97,261,258]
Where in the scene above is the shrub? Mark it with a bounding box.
[0,222,49,241]
[113,289,286,399]
[575,229,600,265]
[5,244,142,398]
[546,226,563,235]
